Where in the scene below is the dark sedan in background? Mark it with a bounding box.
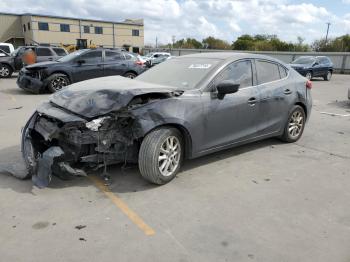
[17,49,147,93]
[289,56,333,81]
[20,52,312,187]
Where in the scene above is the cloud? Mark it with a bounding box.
[1,0,349,45]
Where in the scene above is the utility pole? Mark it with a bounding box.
[325,22,331,43]
[156,36,158,48]
[172,35,176,48]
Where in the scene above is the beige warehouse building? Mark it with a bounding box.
[0,12,144,53]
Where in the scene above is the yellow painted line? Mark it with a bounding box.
[89,176,155,236]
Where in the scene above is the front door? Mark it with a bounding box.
[103,50,127,76]
[72,50,104,82]
[201,60,260,151]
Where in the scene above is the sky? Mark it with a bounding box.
[2,0,350,46]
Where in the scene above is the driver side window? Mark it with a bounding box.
[215,60,253,88]
[78,51,102,63]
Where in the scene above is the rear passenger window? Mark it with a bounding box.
[256,60,280,84]
[279,66,288,78]
[105,51,123,61]
[53,48,67,56]
[36,48,52,56]
[216,60,253,88]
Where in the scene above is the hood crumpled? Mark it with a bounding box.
[50,76,180,118]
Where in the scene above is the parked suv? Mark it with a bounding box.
[289,56,333,81]
[0,46,68,78]
[17,48,147,93]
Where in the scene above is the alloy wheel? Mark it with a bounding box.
[0,66,10,77]
[288,111,304,138]
[158,136,181,177]
[51,76,68,91]
[305,72,312,80]
[326,71,332,81]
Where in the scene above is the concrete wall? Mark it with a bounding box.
[144,48,350,74]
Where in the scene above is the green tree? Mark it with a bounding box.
[202,36,231,49]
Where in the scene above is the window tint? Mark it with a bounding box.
[105,51,123,61]
[53,48,67,56]
[38,22,49,31]
[132,29,139,36]
[279,66,288,78]
[95,26,103,34]
[256,60,281,84]
[36,47,52,56]
[79,51,102,63]
[216,60,253,88]
[83,25,90,33]
[0,45,10,54]
[319,57,329,64]
[60,24,70,32]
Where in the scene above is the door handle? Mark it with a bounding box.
[248,97,257,106]
[284,89,292,95]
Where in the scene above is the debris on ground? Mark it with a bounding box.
[79,237,87,241]
[8,106,23,110]
[75,225,87,230]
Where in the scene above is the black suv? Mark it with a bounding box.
[0,46,68,78]
[17,49,147,93]
[289,56,333,81]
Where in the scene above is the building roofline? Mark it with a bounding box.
[0,12,143,26]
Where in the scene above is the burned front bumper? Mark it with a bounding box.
[21,102,138,187]
[17,69,45,94]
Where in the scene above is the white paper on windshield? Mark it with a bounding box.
[188,64,212,69]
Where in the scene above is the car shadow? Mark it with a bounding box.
[0,138,283,194]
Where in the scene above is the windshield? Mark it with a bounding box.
[136,57,221,90]
[292,57,315,64]
[145,53,154,57]
[57,49,86,62]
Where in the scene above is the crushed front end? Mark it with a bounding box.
[21,102,139,188]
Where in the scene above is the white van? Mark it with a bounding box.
[0,43,15,56]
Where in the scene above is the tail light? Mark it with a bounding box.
[306,80,312,89]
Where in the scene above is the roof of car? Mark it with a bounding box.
[177,52,281,61]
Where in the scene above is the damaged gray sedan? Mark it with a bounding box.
[21,53,312,187]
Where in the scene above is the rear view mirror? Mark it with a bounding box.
[76,59,86,65]
[216,80,240,99]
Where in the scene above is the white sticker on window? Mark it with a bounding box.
[188,64,212,69]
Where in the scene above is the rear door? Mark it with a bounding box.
[35,47,54,62]
[254,59,292,135]
[103,50,127,76]
[71,50,104,82]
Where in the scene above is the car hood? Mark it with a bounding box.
[26,60,59,69]
[49,76,181,119]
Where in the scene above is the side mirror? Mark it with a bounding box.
[313,62,319,66]
[76,59,86,65]
[216,80,240,99]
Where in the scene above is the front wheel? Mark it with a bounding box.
[324,70,332,81]
[47,73,70,93]
[305,71,312,80]
[280,105,306,143]
[139,128,183,185]
[0,64,13,78]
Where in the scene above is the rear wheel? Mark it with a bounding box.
[0,64,13,78]
[139,128,183,185]
[305,71,312,80]
[47,73,70,93]
[124,72,137,79]
[280,105,306,143]
[324,70,332,81]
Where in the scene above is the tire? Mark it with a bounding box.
[124,72,137,79]
[280,105,306,143]
[139,127,183,185]
[324,70,332,81]
[0,64,13,78]
[47,73,70,93]
[305,71,312,80]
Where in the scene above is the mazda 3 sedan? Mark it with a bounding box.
[21,52,312,187]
